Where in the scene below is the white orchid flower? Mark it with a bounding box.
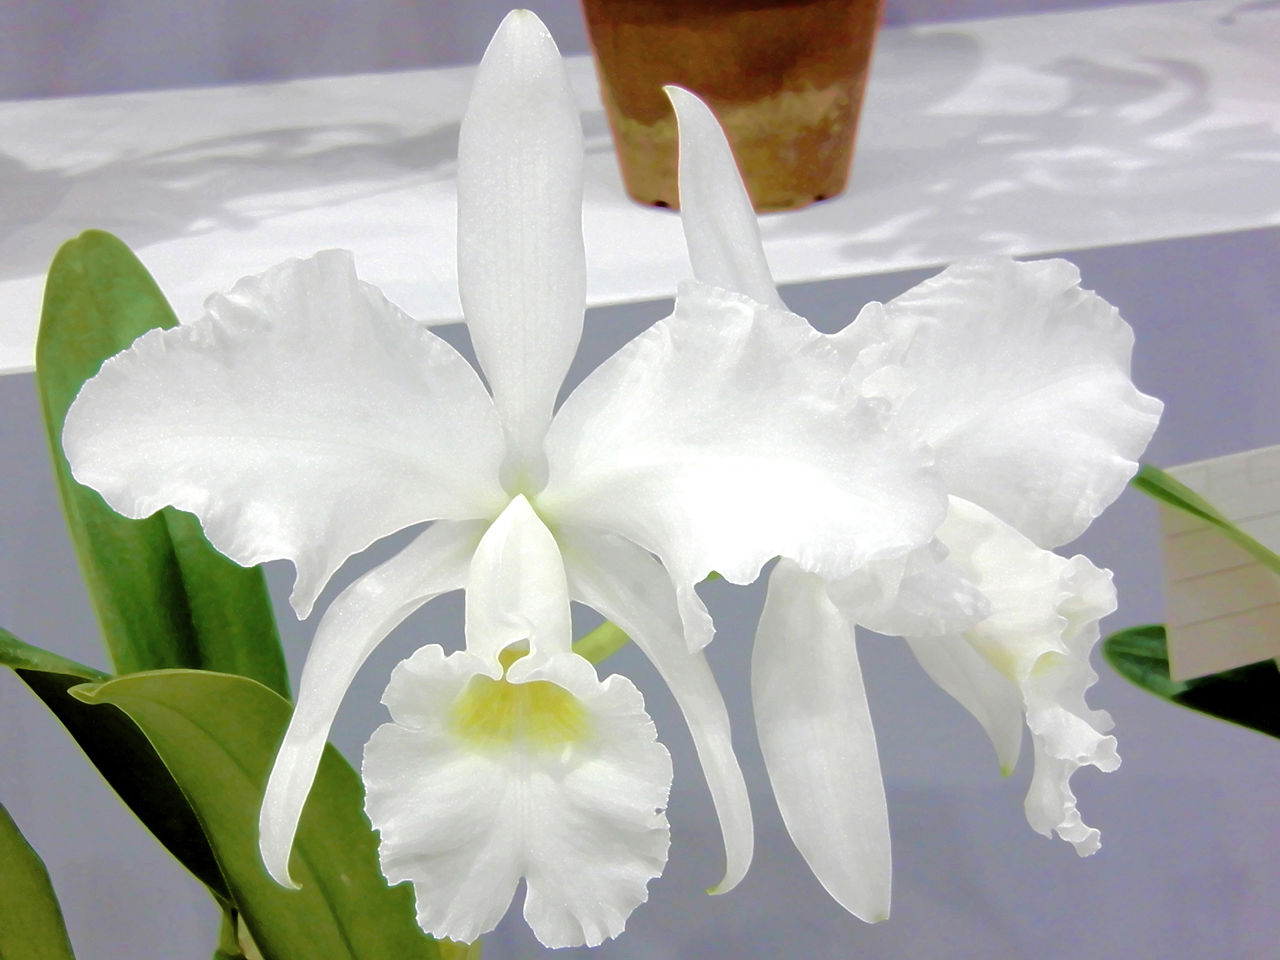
[62,11,947,947]
[669,87,1162,920]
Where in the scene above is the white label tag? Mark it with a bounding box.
[1159,444,1280,680]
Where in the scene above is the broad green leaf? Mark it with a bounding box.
[0,628,230,902]
[35,230,288,694]
[1104,624,1280,739]
[72,670,441,960]
[0,803,77,960]
[1133,463,1280,574]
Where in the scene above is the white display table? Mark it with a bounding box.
[1,0,1277,373]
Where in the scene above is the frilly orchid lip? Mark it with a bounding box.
[60,9,946,947]
[669,85,1161,921]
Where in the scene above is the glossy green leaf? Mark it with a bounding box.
[71,670,441,960]
[1133,463,1280,574]
[35,230,288,694]
[0,802,77,960]
[0,628,230,902]
[1104,624,1280,739]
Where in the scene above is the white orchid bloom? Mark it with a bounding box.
[62,11,946,947]
[669,87,1162,919]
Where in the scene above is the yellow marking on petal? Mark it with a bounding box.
[966,626,1023,684]
[450,672,590,751]
[497,644,528,672]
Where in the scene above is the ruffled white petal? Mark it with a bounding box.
[259,519,483,887]
[838,258,1163,548]
[557,524,753,894]
[753,560,891,922]
[465,495,572,677]
[934,497,1119,853]
[457,10,586,477]
[63,251,507,617]
[667,86,785,310]
[542,281,945,651]
[363,647,672,948]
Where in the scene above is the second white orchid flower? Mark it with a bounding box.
[669,85,1162,921]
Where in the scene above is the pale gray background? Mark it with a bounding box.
[2,2,1278,959]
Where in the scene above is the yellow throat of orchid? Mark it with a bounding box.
[450,650,591,751]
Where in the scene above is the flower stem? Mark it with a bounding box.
[573,620,631,664]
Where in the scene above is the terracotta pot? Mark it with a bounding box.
[581,0,885,211]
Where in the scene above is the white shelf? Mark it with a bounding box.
[1,0,1277,375]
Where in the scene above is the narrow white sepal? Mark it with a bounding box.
[457,9,586,475]
[754,561,892,922]
[259,519,482,887]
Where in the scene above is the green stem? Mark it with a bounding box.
[572,620,631,664]
[438,940,483,960]
[570,572,723,665]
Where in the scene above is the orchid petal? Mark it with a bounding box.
[363,646,671,948]
[839,258,1163,548]
[667,86,784,310]
[464,495,572,677]
[936,497,1120,852]
[826,539,990,640]
[753,560,891,922]
[902,632,1024,774]
[1021,554,1121,855]
[258,518,482,887]
[543,281,944,651]
[558,524,753,894]
[457,10,585,477]
[63,251,506,618]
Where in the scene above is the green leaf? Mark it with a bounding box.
[0,803,77,960]
[1103,624,1280,739]
[1133,463,1280,575]
[0,628,231,902]
[35,230,289,695]
[0,628,109,681]
[71,670,441,960]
